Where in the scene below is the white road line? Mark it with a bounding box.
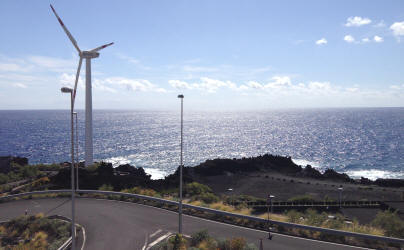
[79,223,86,250]
[146,232,171,250]
[141,234,148,250]
[81,198,372,249]
[150,229,162,238]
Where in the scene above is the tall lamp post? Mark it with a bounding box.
[267,194,275,240]
[61,87,76,250]
[338,187,343,208]
[178,94,184,234]
[73,112,79,190]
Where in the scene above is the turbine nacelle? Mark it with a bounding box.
[81,51,100,59]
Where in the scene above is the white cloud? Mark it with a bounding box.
[59,73,84,89]
[27,56,76,73]
[169,80,191,89]
[315,38,327,45]
[390,22,404,37]
[345,16,372,27]
[344,35,355,43]
[346,87,359,92]
[12,83,27,88]
[105,77,166,93]
[373,35,384,43]
[265,76,292,89]
[362,38,370,43]
[0,63,31,72]
[92,79,117,93]
[192,77,237,93]
[247,81,264,89]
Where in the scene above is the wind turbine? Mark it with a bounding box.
[50,4,113,166]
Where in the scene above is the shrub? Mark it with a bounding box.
[305,209,327,227]
[371,210,404,237]
[122,187,158,197]
[288,194,315,203]
[185,182,213,196]
[286,210,303,223]
[194,193,220,204]
[191,229,209,246]
[98,184,114,191]
[198,237,218,249]
[230,237,246,250]
[169,234,187,250]
[0,173,10,184]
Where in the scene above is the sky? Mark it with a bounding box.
[0,0,403,110]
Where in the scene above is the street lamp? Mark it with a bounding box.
[267,194,275,240]
[73,112,79,190]
[227,188,234,206]
[61,87,76,250]
[338,187,343,208]
[178,94,184,234]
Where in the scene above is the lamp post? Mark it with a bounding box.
[267,194,275,240]
[73,112,79,190]
[178,94,184,234]
[338,187,343,208]
[61,87,76,250]
[227,188,234,206]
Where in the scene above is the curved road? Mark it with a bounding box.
[0,198,368,250]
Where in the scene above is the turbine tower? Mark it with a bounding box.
[51,4,113,166]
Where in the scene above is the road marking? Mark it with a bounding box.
[141,234,148,250]
[146,232,171,250]
[79,223,86,250]
[150,229,162,238]
[80,198,371,249]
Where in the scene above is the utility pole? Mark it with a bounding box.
[178,94,184,234]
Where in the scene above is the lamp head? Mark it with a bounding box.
[178,94,184,99]
[61,87,73,93]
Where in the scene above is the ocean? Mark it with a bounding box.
[0,108,403,180]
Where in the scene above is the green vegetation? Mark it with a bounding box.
[185,182,219,204]
[371,210,404,238]
[98,184,114,191]
[0,164,42,185]
[33,163,62,172]
[0,213,71,250]
[285,209,384,235]
[288,194,316,203]
[151,230,258,250]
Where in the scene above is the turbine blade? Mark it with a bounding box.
[50,4,81,53]
[72,57,83,109]
[90,42,114,52]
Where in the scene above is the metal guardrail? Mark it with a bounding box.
[231,200,382,208]
[1,190,403,245]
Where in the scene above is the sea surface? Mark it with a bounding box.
[0,108,403,180]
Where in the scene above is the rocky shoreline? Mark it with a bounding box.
[1,154,403,189]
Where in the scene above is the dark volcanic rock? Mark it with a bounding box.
[0,156,28,174]
[322,169,352,182]
[299,165,323,179]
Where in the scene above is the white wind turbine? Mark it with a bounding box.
[51,4,113,166]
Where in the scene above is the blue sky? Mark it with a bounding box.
[0,0,403,110]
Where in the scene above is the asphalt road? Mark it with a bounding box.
[0,198,369,250]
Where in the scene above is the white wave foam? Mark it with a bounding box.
[344,169,404,180]
[104,156,132,167]
[143,168,168,180]
[292,159,321,169]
